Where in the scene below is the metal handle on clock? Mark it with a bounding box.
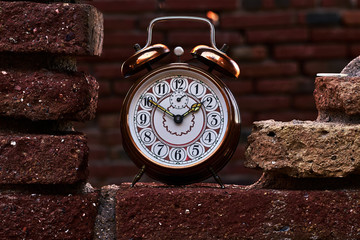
[143,16,219,51]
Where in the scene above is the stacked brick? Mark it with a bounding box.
[245,57,360,181]
[0,1,103,239]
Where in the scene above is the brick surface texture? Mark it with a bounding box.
[116,183,360,239]
[0,133,89,184]
[0,2,103,55]
[0,191,99,240]
[245,120,360,177]
[0,69,99,121]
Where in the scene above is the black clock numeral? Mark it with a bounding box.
[154,82,169,96]
[140,129,155,145]
[170,148,186,162]
[171,77,188,91]
[152,142,169,158]
[202,94,218,110]
[136,111,150,127]
[201,130,217,147]
[207,113,221,128]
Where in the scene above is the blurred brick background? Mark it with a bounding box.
[77,0,360,187]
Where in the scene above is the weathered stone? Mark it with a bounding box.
[94,185,120,240]
[314,76,360,123]
[245,120,360,177]
[341,56,360,76]
[0,69,98,121]
[0,2,103,56]
[116,183,360,239]
[0,133,88,184]
[0,191,98,239]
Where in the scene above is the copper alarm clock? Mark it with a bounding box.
[120,16,241,187]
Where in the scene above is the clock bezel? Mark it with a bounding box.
[120,63,241,185]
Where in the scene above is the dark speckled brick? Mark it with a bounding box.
[0,2,103,56]
[0,191,99,239]
[0,133,88,184]
[0,69,98,121]
[116,183,360,239]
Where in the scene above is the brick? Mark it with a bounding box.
[139,15,209,30]
[241,62,298,77]
[93,64,121,79]
[230,46,267,60]
[0,191,98,239]
[242,0,262,10]
[103,32,163,47]
[314,76,360,122]
[0,133,88,184]
[350,44,360,57]
[236,96,291,111]
[98,114,121,130]
[225,80,253,94]
[0,69,98,121]
[116,183,360,239]
[311,28,360,42]
[98,80,112,97]
[293,95,316,110]
[89,0,156,13]
[274,44,347,59]
[168,31,243,46]
[113,81,133,95]
[221,12,295,29]
[246,28,308,43]
[343,11,360,25]
[322,0,355,7]
[291,0,316,8]
[245,120,360,177]
[161,0,238,11]
[256,78,303,93]
[303,60,349,76]
[97,97,123,113]
[103,15,136,31]
[305,11,341,25]
[0,2,103,56]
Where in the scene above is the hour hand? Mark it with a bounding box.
[182,102,202,118]
[148,99,174,118]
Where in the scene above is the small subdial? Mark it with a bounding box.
[169,90,189,109]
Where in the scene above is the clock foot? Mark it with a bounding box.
[209,167,225,189]
[131,165,146,187]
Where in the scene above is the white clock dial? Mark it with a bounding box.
[127,67,229,168]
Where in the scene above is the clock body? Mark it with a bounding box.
[120,63,241,185]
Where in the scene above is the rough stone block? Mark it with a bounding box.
[0,133,88,184]
[0,191,98,239]
[341,55,360,76]
[0,2,103,56]
[0,69,98,121]
[245,120,360,178]
[116,183,360,239]
[314,76,360,123]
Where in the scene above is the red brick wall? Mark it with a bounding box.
[79,0,359,187]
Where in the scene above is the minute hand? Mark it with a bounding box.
[148,99,175,117]
[182,102,202,117]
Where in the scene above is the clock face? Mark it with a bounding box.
[126,65,230,169]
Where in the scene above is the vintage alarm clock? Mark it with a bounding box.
[120,16,241,188]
